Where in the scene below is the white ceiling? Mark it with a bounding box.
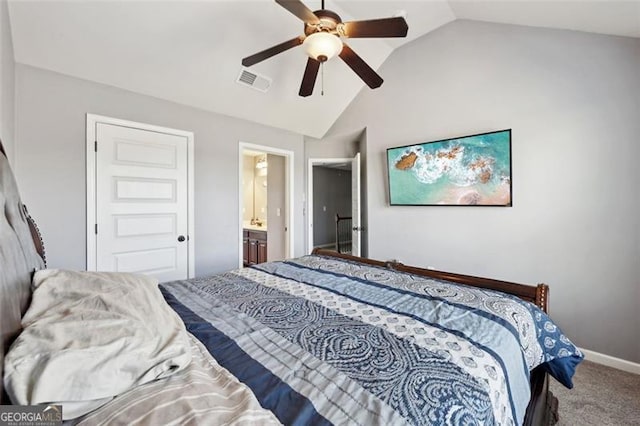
[8,1,640,138]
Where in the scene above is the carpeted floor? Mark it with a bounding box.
[550,360,640,425]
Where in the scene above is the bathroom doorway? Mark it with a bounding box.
[238,143,293,268]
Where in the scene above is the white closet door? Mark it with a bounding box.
[95,123,189,282]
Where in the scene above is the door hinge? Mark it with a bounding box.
[95,224,98,234]
[94,141,97,152]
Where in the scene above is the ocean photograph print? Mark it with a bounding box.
[387,129,512,206]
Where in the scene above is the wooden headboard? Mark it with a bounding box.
[0,139,46,402]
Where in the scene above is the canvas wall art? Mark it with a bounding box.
[387,129,512,206]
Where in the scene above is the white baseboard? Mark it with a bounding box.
[580,348,640,375]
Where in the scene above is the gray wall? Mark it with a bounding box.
[327,20,640,363]
[0,0,15,162]
[312,166,352,247]
[14,64,305,277]
[242,155,253,222]
[267,154,285,261]
[304,130,361,159]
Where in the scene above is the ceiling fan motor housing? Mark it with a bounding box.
[304,9,342,36]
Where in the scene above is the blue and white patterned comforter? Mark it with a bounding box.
[160,255,583,426]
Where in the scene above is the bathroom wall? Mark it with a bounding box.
[242,153,269,225]
[242,154,253,222]
[254,155,268,224]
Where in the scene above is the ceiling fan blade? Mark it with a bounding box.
[340,17,408,38]
[299,58,321,97]
[275,0,320,24]
[242,36,304,67]
[339,43,383,89]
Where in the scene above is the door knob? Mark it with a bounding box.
[177,235,186,242]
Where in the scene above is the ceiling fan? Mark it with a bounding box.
[242,0,408,97]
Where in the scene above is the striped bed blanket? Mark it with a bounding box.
[76,333,281,426]
[79,255,582,425]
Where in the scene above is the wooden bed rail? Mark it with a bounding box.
[311,248,549,313]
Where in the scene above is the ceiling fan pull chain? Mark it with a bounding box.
[321,62,324,96]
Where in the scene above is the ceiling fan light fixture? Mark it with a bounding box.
[256,156,268,170]
[241,0,409,97]
[303,32,343,62]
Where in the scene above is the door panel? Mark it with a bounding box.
[114,177,177,201]
[114,140,177,168]
[258,241,268,264]
[249,240,258,265]
[351,153,361,257]
[113,247,177,275]
[243,236,249,266]
[114,214,176,238]
[96,123,189,282]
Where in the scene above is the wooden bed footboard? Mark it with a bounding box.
[311,248,555,426]
[311,248,549,313]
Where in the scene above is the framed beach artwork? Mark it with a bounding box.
[387,129,512,206]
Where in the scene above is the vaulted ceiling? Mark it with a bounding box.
[8,1,640,138]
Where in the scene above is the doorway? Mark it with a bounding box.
[86,114,195,282]
[307,154,361,256]
[238,143,294,268]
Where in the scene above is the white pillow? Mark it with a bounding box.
[3,270,192,420]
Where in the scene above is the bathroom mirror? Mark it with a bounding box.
[242,153,268,229]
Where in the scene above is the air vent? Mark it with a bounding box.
[236,69,272,93]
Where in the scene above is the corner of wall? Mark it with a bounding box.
[0,0,16,168]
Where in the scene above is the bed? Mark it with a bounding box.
[0,139,582,425]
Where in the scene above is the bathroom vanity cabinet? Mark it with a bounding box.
[243,229,267,266]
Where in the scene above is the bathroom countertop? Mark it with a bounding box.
[243,222,267,232]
